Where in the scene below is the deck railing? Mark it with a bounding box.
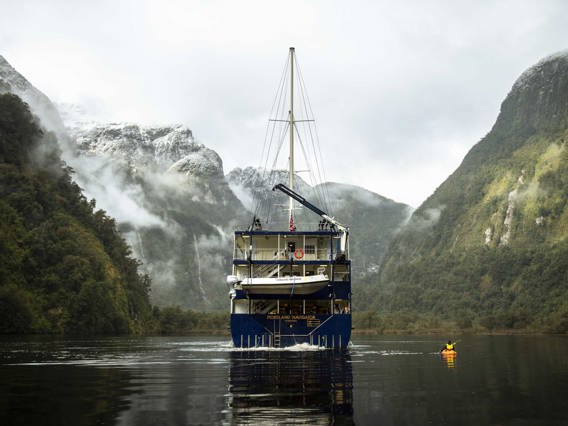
[234,247,333,261]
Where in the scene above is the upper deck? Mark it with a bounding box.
[232,229,349,264]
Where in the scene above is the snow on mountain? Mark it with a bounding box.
[66,120,223,178]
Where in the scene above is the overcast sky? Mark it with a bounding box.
[2,0,568,207]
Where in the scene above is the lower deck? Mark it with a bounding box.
[231,312,351,349]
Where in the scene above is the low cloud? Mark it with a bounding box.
[69,153,168,228]
[407,206,445,232]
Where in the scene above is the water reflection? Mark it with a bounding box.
[227,349,353,424]
[440,351,457,369]
[0,361,136,426]
[4,336,568,425]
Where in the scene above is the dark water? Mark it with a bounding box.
[1,335,568,425]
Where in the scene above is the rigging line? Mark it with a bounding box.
[296,59,331,213]
[270,119,314,122]
[255,60,291,221]
[298,80,328,213]
[294,116,316,192]
[297,87,322,202]
[306,123,332,214]
[292,65,321,205]
[260,54,290,172]
[259,56,289,183]
[268,123,289,226]
[294,123,326,213]
[262,120,280,180]
[295,61,325,199]
[270,122,289,172]
[264,120,287,189]
[298,60,330,211]
[264,72,289,176]
[294,125,313,183]
[261,73,287,177]
[264,122,289,223]
[259,123,286,221]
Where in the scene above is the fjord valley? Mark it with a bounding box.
[1,53,410,335]
[2,49,568,336]
[5,3,568,425]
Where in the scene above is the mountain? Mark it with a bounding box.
[64,120,248,309]
[1,54,245,310]
[378,51,568,332]
[0,93,153,334]
[72,122,224,177]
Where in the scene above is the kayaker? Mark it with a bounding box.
[441,340,456,352]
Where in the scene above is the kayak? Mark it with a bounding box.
[441,349,457,356]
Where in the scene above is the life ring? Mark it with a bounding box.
[293,248,304,259]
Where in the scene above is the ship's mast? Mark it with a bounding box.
[288,47,295,231]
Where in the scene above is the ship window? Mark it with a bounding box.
[305,244,315,254]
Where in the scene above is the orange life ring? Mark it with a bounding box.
[294,248,304,259]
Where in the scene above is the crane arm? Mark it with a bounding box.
[272,183,349,253]
[273,183,326,217]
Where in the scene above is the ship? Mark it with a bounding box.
[228,47,352,349]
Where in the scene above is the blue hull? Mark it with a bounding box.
[231,313,351,349]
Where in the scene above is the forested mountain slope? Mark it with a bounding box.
[378,51,568,332]
[0,94,153,334]
[2,54,247,310]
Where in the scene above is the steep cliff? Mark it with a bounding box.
[379,51,568,331]
[0,55,66,137]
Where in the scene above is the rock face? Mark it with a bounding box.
[378,51,568,331]
[0,55,66,137]
[503,50,568,132]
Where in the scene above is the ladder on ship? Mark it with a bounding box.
[273,317,282,348]
[273,331,281,348]
[255,263,284,278]
[252,250,286,277]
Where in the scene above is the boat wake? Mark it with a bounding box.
[232,342,330,352]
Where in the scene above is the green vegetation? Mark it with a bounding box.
[0,93,232,336]
[6,53,568,337]
[375,54,568,334]
[0,93,154,335]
